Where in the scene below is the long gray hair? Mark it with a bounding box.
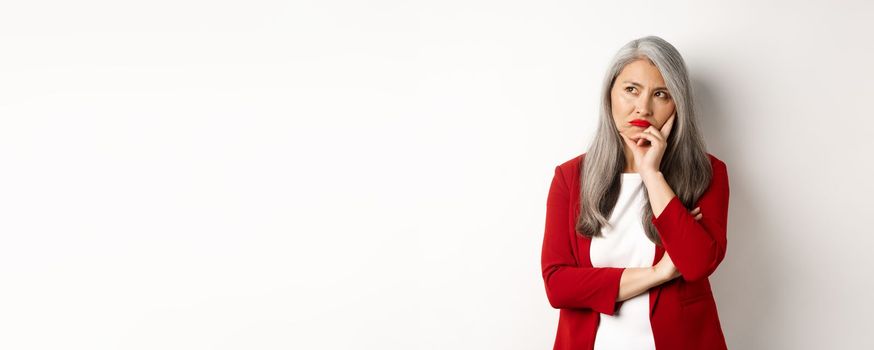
[576,35,712,246]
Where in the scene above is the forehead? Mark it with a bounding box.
[616,59,666,86]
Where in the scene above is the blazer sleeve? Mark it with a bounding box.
[541,165,626,315]
[651,158,730,282]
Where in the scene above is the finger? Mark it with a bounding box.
[640,128,668,149]
[643,127,665,143]
[659,112,676,139]
[691,207,700,214]
[695,213,702,220]
[621,133,644,154]
[635,130,659,144]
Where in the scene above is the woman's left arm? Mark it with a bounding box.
[642,159,730,282]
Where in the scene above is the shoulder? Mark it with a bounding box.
[554,152,585,184]
[706,152,728,176]
[554,152,727,179]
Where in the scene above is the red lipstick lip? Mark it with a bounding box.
[629,119,651,127]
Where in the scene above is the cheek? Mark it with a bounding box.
[611,92,633,112]
[658,103,676,120]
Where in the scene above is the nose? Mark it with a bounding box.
[634,96,653,116]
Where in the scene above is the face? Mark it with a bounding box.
[610,59,676,143]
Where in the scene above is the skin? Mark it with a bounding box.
[610,58,676,171]
[609,59,705,302]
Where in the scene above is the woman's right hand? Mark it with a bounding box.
[653,206,703,281]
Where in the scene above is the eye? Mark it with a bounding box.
[625,86,637,93]
[655,91,670,99]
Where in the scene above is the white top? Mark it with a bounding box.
[590,172,656,350]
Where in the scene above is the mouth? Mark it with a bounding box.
[629,119,651,128]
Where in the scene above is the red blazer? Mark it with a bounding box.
[541,152,730,350]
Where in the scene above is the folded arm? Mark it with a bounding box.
[617,266,673,301]
[642,159,730,282]
[541,165,627,315]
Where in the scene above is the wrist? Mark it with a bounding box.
[641,170,664,183]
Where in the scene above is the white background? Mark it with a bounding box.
[1,1,872,349]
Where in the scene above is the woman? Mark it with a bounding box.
[540,36,730,349]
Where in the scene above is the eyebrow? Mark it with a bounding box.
[621,80,668,91]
